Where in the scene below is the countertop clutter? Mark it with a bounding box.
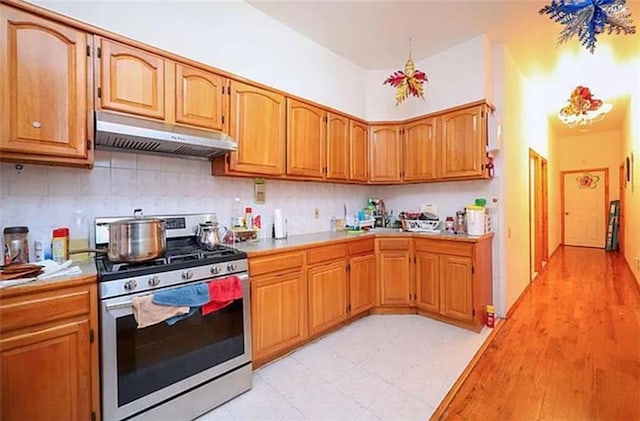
[235,228,495,256]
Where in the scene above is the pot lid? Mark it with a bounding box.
[112,209,165,225]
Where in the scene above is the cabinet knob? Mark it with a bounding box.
[32,121,41,128]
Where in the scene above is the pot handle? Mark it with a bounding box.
[133,208,144,220]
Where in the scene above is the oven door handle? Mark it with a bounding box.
[105,300,133,311]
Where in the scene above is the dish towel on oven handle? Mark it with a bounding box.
[202,275,243,315]
[131,295,190,328]
[152,283,211,325]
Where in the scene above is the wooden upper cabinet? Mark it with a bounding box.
[0,7,88,160]
[326,113,350,181]
[439,104,487,179]
[286,99,326,178]
[403,117,437,181]
[228,81,286,175]
[369,125,402,183]
[349,121,368,182]
[98,38,165,120]
[174,63,226,131]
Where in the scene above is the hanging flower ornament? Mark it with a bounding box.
[539,0,636,53]
[383,41,428,106]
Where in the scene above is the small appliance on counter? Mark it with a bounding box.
[466,205,486,236]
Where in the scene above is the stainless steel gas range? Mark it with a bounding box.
[95,213,252,421]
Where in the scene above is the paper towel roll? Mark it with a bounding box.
[274,209,285,239]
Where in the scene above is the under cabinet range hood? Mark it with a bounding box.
[94,111,237,159]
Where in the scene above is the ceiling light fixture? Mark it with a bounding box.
[558,86,612,128]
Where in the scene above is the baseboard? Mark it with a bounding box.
[429,318,506,421]
[505,280,533,319]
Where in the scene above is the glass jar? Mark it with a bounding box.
[3,226,29,264]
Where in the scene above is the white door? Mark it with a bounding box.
[563,170,606,248]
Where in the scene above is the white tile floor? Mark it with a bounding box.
[198,315,491,421]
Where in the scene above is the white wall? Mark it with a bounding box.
[622,93,640,282]
[555,129,623,200]
[364,36,489,121]
[0,154,372,258]
[30,0,367,118]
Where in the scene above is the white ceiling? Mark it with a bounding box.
[247,0,640,72]
[248,0,638,134]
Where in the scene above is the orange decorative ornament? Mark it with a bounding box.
[383,54,428,107]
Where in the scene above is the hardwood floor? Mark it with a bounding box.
[436,246,640,420]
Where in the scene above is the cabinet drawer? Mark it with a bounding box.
[414,239,473,257]
[349,238,374,256]
[377,238,411,251]
[249,251,304,277]
[307,244,348,265]
[0,287,91,333]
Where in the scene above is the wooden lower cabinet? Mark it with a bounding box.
[414,237,492,331]
[440,255,474,321]
[415,251,440,313]
[307,260,348,336]
[251,270,307,363]
[349,254,376,316]
[0,279,99,421]
[376,238,413,306]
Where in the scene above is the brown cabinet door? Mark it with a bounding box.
[98,38,165,119]
[308,261,349,335]
[174,63,227,131]
[378,250,412,306]
[440,255,474,321]
[403,117,437,181]
[349,254,376,316]
[0,319,91,421]
[439,105,486,179]
[369,125,402,182]
[251,271,307,361]
[415,251,440,313]
[229,81,286,175]
[0,7,88,159]
[286,99,326,178]
[349,121,368,182]
[326,113,350,181]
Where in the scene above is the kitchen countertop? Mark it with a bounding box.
[234,229,494,257]
[0,259,97,297]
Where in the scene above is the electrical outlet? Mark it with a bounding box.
[314,208,320,219]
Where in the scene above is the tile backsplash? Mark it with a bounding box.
[0,150,373,257]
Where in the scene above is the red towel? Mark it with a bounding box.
[202,275,243,315]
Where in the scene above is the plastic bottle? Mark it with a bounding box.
[231,197,243,228]
[52,227,69,264]
[70,210,90,262]
[244,207,253,230]
[486,305,495,328]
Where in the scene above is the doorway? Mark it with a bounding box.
[561,168,609,248]
[619,162,625,252]
[529,149,549,279]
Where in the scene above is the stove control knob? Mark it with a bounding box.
[210,266,221,275]
[124,279,138,291]
[148,275,161,287]
[182,271,194,280]
[227,263,237,272]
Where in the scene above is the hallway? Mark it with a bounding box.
[437,246,640,420]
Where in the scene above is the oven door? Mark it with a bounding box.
[100,273,251,421]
